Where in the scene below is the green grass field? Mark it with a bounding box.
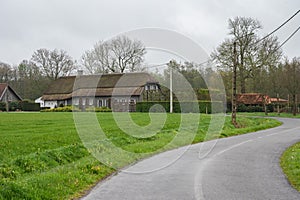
[281,142,300,192]
[0,112,281,199]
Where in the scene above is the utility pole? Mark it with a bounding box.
[277,93,280,115]
[288,94,290,109]
[170,66,173,113]
[232,41,238,127]
[294,94,298,116]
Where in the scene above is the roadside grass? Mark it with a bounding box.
[222,115,282,137]
[0,112,281,199]
[238,112,300,118]
[281,142,300,192]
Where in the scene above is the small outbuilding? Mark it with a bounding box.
[237,93,271,105]
[0,83,22,102]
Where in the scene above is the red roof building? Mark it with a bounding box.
[237,93,271,105]
[270,98,289,104]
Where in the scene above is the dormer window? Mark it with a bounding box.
[145,85,149,91]
[145,82,159,91]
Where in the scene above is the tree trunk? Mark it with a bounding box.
[293,94,297,116]
[239,70,246,93]
[239,50,247,94]
[240,78,246,93]
[262,95,268,115]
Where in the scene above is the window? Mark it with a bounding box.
[73,98,79,105]
[130,99,136,104]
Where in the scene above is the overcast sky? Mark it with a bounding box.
[0,0,299,66]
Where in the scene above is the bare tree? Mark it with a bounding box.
[81,35,146,74]
[211,17,282,93]
[31,49,75,80]
[13,60,51,99]
[282,57,300,116]
[0,62,15,82]
[18,60,40,80]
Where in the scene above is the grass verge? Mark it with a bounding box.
[0,112,281,199]
[238,112,300,118]
[280,142,300,192]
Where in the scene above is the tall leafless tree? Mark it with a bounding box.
[0,62,14,82]
[81,35,146,74]
[211,17,282,93]
[31,49,75,80]
[282,57,300,116]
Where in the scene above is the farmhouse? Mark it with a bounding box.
[41,72,160,111]
[237,93,271,105]
[0,83,22,102]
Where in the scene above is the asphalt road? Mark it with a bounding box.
[82,118,300,200]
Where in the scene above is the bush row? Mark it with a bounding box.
[41,106,112,112]
[0,101,40,112]
[226,103,292,113]
[136,101,225,113]
[86,106,112,112]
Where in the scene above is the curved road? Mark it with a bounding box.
[82,118,300,200]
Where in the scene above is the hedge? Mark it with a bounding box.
[226,103,276,113]
[20,102,41,111]
[237,104,264,112]
[136,101,225,113]
[0,101,40,112]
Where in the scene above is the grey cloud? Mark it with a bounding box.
[0,0,299,65]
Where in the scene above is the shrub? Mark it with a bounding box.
[9,102,22,111]
[86,106,112,112]
[236,104,265,112]
[0,101,40,112]
[20,102,40,111]
[41,106,77,112]
[41,106,111,112]
[136,101,225,113]
[0,102,7,111]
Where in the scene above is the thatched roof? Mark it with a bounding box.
[42,72,157,100]
[42,94,72,101]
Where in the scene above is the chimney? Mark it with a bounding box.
[77,70,83,76]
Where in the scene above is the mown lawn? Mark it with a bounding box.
[281,142,300,192]
[0,112,281,199]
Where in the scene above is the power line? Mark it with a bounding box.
[198,60,211,66]
[277,25,300,50]
[146,10,300,68]
[256,25,300,68]
[195,10,300,66]
[257,9,300,43]
[146,62,168,69]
